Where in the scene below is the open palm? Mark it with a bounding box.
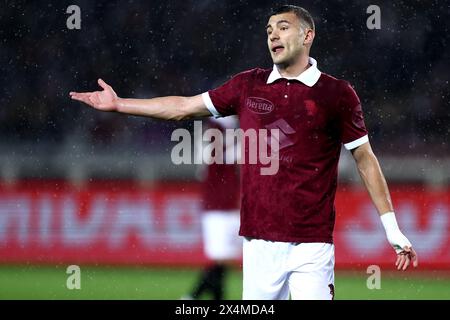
[70,79,118,111]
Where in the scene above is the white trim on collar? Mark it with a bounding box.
[266,57,321,87]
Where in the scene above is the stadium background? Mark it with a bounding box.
[0,0,449,299]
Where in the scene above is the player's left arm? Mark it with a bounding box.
[351,141,419,270]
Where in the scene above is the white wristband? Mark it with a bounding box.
[380,211,412,253]
[380,211,400,232]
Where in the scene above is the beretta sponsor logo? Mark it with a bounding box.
[246,97,274,114]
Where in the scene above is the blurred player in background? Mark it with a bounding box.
[70,5,418,299]
[183,116,241,300]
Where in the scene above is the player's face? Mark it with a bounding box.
[266,12,306,66]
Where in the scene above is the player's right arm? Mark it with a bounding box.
[69,78,211,120]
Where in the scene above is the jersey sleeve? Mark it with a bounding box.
[202,71,249,118]
[338,81,369,150]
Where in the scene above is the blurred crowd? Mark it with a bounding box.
[1,0,448,156]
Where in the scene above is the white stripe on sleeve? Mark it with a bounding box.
[201,92,222,118]
[344,135,369,150]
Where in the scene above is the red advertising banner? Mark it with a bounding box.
[0,181,448,269]
[334,186,450,269]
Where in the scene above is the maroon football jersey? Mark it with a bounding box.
[200,117,241,211]
[202,58,368,243]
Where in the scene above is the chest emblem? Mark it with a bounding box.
[246,97,274,114]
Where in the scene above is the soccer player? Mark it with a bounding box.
[70,5,418,300]
[183,116,241,300]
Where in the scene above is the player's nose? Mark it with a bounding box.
[269,30,280,41]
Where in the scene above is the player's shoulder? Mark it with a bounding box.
[318,72,356,93]
[319,72,350,87]
[233,67,271,82]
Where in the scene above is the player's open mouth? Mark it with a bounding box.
[272,45,284,54]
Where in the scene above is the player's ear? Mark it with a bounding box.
[303,29,315,46]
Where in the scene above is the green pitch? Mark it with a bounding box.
[0,265,448,300]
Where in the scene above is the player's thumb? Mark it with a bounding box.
[98,78,110,90]
[403,246,419,267]
[407,247,419,267]
[412,255,419,267]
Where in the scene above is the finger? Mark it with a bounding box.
[98,78,110,90]
[396,255,402,270]
[69,91,82,98]
[70,93,90,102]
[402,246,418,269]
[402,256,410,271]
[409,247,419,267]
[71,92,94,106]
[395,254,401,267]
[397,254,406,270]
[70,92,92,99]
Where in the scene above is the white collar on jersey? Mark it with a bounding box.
[266,57,321,87]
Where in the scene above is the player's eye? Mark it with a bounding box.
[280,26,288,31]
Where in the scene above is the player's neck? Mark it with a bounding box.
[277,55,310,78]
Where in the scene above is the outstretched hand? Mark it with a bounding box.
[70,79,119,111]
[395,246,418,271]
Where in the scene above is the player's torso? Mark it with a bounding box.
[237,71,342,165]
